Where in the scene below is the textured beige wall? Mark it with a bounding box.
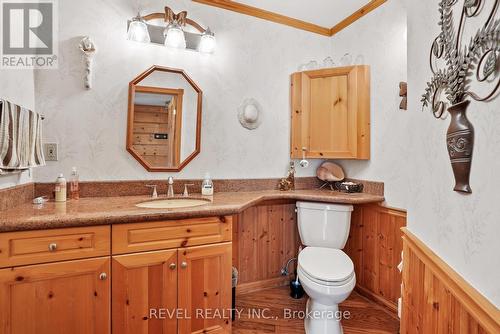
[33,0,332,182]
[0,69,35,189]
[406,0,500,307]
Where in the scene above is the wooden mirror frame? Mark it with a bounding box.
[127,65,203,172]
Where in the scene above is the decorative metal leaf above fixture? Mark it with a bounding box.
[422,0,499,193]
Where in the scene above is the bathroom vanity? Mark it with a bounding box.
[0,187,392,334]
[0,216,232,334]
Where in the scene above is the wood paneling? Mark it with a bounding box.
[112,249,178,334]
[193,0,387,37]
[401,228,500,334]
[344,204,406,313]
[234,286,400,334]
[233,202,300,294]
[178,242,232,334]
[0,257,110,334]
[112,216,232,255]
[131,87,183,169]
[0,226,110,268]
[290,66,370,160]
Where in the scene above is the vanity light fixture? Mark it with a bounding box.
[127,6,216,53]
[127,13,151,43]
[164,21,186,49]
[199,27,216,54]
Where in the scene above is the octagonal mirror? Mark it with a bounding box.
[127,66,202,172]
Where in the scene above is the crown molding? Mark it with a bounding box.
[192,0,387,37]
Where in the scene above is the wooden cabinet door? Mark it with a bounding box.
[0,257,110,334]
[178,243,232,334]
[112,249,178,334]
[291,65,370,160]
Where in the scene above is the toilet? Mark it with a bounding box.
[296,202,355,334]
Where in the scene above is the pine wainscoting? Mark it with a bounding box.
[344,204,407,313]
[232,200,301,295]
[401,228,500,333]
[233,201,407,318]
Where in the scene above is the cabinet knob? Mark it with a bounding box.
[169,263,177,270]
[180,261,188,269]
[99,272,107,280]
[48,243,57,252]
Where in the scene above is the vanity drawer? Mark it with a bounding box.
[0,226,110,268]
[112,216,232,254]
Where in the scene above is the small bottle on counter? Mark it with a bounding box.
[70,167,80,200]
[55,174,67,202]
[201,172,214,196]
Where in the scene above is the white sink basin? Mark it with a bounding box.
[136,198,210,209]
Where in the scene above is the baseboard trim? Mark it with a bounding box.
[401,228,500,333]
[355,285,398,314]
[236,277,289,296]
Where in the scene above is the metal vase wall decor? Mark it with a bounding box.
[422,0,500,194]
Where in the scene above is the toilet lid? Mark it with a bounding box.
[298,247,354,283]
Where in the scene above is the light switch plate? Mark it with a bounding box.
[44,143,58,161]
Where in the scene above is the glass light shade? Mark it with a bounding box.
[127,19,150,43]
[164,23,186,49]
[199,32,216,54]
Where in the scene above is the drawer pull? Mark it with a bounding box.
[48,243,58,252]
[99,273,107,280]
[180,261,188,269]
[169,263,177,270]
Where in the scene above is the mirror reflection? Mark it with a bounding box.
[127,66,202,171]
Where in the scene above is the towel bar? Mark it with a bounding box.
[0,100,44,120]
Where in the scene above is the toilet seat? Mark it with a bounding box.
[298,247,354,286]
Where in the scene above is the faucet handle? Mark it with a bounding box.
[145,185,158,199]
[183,184,195,197]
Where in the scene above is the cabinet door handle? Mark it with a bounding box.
[48,243,57,252]
[180,261,188,269]
[99,272,107,280]
[169,263,177,270]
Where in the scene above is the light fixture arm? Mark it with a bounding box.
[142,7,207,33]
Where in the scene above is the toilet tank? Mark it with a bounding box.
[296,201,353,249]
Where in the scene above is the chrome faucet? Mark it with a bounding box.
[183,184,194,197]
[167,177,174,198]
[145,185,158,199]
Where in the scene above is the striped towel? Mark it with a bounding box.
[0,99,45,172]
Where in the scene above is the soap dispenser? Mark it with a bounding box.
[201,172,214,196]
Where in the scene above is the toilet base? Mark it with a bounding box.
[304,298,343,334]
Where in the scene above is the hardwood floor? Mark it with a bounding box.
[233,286,400,333]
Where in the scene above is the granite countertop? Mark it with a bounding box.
[0,189,384,232]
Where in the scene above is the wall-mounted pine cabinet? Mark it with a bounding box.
[290,65,370,160]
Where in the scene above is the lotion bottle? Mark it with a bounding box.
[201,172,214,196]
[70,167,80,200]
[55,174,67,202]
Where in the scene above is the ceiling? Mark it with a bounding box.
[192,0,386,36]
[237,0,370,28]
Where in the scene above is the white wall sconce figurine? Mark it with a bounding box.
[79,36,97,89]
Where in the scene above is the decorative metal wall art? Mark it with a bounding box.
[422,0,500,194]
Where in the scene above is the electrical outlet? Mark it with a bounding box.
[44,143,58,161]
